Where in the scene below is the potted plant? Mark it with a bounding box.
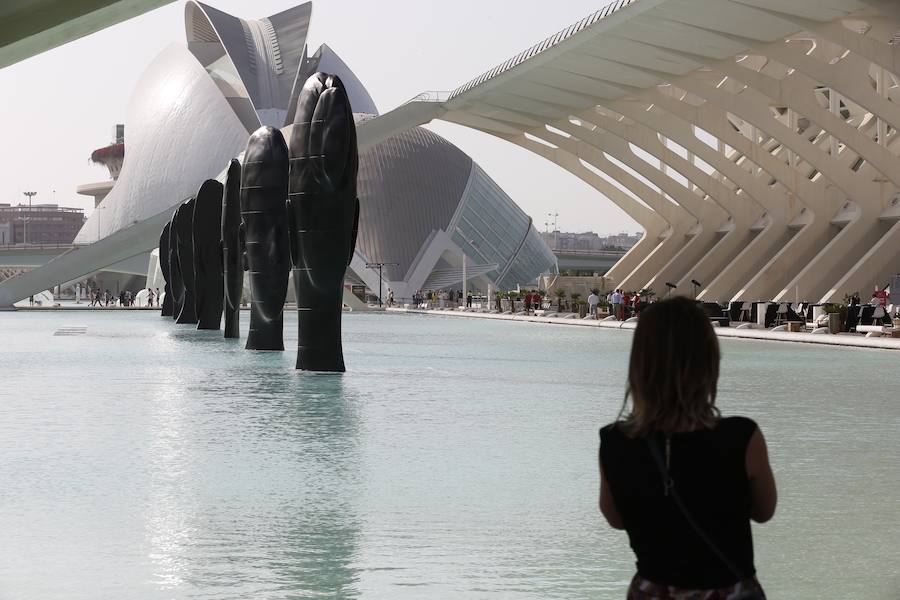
[823,303,848,333]
[576,298,589,318]
[554,288,567,312]
[570,292,581,313]
[508,291,520,313]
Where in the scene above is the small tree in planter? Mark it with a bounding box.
[554,288,567,312]
[570,292,582,313]
[823,302,848,332]
[577,298,589,317]
[508,291,520,313]
[638,288,655,302]
[494,290,503,312]
[537,289,547,310]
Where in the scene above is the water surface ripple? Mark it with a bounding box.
[0,311,897,599]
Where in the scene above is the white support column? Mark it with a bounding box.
[876,67,888,147]
[828,88,839,157]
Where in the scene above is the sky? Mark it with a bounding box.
[0,0,641,237]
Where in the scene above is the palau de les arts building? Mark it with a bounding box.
[74,1,558,303]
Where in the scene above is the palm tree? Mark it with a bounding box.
[570,292,581,313]
[554,288,567,312]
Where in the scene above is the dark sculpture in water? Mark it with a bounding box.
[240,126,291,350]
[222,159,243,339]
[159,222,174,317]
[288,73,359,372]
[174,197,198,324]
[167,213,184,320]
[193,179,225,330]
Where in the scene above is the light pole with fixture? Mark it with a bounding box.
[22,191,36,244]
[365,262,398,307]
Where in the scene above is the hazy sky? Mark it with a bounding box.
[0,0,640,236]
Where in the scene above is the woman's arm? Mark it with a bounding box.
[746,427,777,523]
[598,451,625,530]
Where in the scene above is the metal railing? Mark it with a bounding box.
[0,243,77,251]
[447,0,640,100]
[402,90,451,105]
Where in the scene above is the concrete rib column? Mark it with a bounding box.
[527,130,697,290]
[501,134,668,282]
[618,60,892,301]
[568,111,763,296]
[541,123,730,294]
[600,100,798,301]
[686,44,900,302]
[638,89,841,301]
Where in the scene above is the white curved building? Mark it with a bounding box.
[359,0,900,305]
[13,0,889,308]
[0,1,555,307]
[354,126,556,301]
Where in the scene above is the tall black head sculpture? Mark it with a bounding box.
[240,126,291,350]
[288,73,359,372]
[159,222,174,317]
[193,179,225,330]
[222,159,243,339]
[167,213,184,320]
[174,197,198,324]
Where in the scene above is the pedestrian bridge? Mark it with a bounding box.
[554,249,626,275]
[0,242,152,287]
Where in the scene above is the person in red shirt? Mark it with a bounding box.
[873,286,888,308]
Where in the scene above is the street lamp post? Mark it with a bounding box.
[365,262,398,307]
[462,252,466,304]
[22,191,36,244]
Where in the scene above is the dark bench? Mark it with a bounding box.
[698,302,730,327]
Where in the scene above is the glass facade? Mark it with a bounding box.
[451,166,557,288]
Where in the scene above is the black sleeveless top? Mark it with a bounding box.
[599,416,757,588]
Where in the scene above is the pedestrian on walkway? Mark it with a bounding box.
[588,290,600,319]
[612,289,623,320]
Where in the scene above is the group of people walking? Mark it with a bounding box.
[605,289,644,320]
[87,287,161,308]
[413,289,474,309]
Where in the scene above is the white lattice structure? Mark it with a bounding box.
[360,0,900,303]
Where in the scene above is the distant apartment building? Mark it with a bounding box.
[0,204,86,245]
[541,230,641,252]
[603,232,642,250]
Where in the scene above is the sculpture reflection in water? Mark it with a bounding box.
[174,197,198,324]
[159,222,174,317]
[239,126,291,350]
[222,159,243,339]
[167,211,184,320]
[288,73,359,372]
[193,179,225,330]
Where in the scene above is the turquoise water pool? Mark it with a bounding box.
[0,310,897,599]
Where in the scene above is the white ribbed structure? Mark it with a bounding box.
[360,0,900,304]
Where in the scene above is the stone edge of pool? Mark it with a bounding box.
[387,308,900,352]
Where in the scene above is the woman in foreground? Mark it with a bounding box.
[599,297,777,599]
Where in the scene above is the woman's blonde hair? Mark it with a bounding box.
[620,296,720,437]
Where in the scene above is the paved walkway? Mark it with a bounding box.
[388,307,900,352]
